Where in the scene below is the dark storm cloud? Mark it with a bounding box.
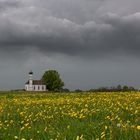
[0,0,140,58]
[1,12,140,58]
[1,0,140,90]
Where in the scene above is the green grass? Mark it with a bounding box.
[0,91,140,140]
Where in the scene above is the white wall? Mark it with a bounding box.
[25,84,46,91]
[32,85,46,91]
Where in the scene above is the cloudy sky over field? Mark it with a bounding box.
[0,0,140,90]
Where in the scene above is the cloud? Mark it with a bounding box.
[0,0,21,10]
[1,0,140,90]
[0,0,140,59]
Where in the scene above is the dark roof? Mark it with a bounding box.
[25,80,45,85]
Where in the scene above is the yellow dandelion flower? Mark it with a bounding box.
[137,125,140,130]
[21,138,26,140]
[80,134,84,140]
[14,136,18,139]
[101,132,105,139]
[76,136,80,140]
[105,126,107,130]
[44,127,47,132]
[10,120,14,124]
[20,127,25,131]
[131,125,135,128]
[24,123,29,127]
[67,125,70,129]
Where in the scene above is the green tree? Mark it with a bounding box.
[122,85,129,91]
[42,70,64,91]
[117,85,122,91]
[129,86,135,91]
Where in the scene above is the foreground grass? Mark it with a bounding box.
[0,91,140,140]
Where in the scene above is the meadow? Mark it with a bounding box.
[0,91,140,140]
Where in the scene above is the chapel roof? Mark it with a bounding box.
[25,80,45,85]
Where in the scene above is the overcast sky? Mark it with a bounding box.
[0,0,140,90]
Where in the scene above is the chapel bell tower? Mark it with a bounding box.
[29,71,33,91]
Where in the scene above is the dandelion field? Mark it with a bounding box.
[0,92,140,140]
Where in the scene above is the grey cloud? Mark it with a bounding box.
[0,11,140,58]
[30,0,140,23]
[0,0,21,10]
[1,0,140,90]
[0,0,140,59]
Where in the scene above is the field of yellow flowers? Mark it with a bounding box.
[0,91,140,140]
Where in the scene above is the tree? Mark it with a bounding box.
[42,70,64,91]
[122,85,129,91]
[74,89,83,92]
[117,85,122,91]
[129,86,135,91]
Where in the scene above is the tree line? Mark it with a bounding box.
[42,70,137,92]
[88,85,137,92]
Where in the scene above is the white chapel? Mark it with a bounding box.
[25,71,46,91]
